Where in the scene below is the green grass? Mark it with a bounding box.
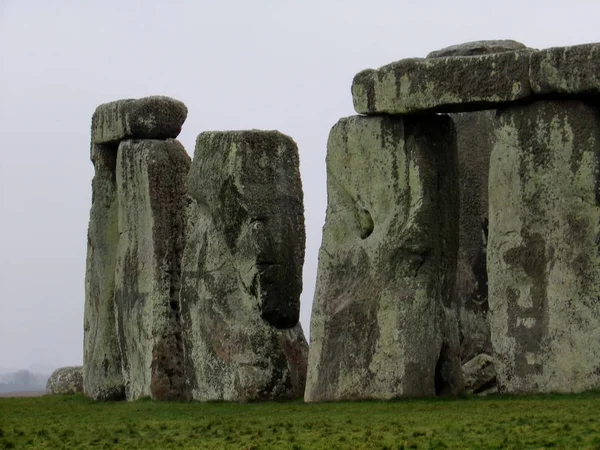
[2,393,600,449]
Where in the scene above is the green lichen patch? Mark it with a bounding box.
[352,50,533,115]
[305,115,462,402]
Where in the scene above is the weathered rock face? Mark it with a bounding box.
[439,42,530,362]
[530,43,600,96]
[427,40,528,58]
[84,143,126,401]
[46,366,84,395]
[352,50,532,115]
[462,354,496,394]
[92,96,188,145]
[452,111,494,362]
[488,100,600,393]
[114,139,190,401]
[305,115,463,402]
[180,130,308,402]
[84,96,189,402]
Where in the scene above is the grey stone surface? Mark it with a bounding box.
[478,385,498,396]
[427,40,528,58]
[452,111,495,361]
[114,138,190,401]
[462,354,496,394]
[84,143,126,401]
[530,43,600,96]
[46,366,84,395]
[305,115,463,402]
[488,100,600,393]
[92,96,187,145]
[180,130,308,402]
[352,50,532,115]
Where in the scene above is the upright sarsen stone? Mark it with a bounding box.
[84,96,190,402]
[452,111,495,361]
[180,130,308,402]
[426,41,529,362]
[83,143,125,401]
[488,100,600,393]
[305,115,463,402]
[114,139,190,401]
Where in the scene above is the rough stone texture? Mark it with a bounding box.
[46,366,84,395]
[530,43,600,97]
[427,40,528,58]
[84,143,126,401]
[305,115,463,402]
[452,111,495,361]
[114,138,190,401]
[462,354,496,394]
[180,130,308,402]
[92,96,188,145]
[488,100,600,393]
[352,50,532,115]
[478,385,498,396]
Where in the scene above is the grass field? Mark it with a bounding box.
[2,392,600,449]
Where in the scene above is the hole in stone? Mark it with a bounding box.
[358,208,374,239]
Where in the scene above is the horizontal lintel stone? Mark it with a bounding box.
[530,43,600,96]
[91,96,188,145]
[352,50,533,115]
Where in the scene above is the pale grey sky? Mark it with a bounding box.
[0,0,598,372]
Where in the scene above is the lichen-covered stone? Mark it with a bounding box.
[46,366,84,395]
[305,115,463,402]
[84,143,126,401]
[114,138,190,401]
[452,111,495,361]
[352,50,532,115]
[462,354,496,394]
[488,100,600,393]
[427,40,528,58]
[530,43,600,96]
[180,130,308,402]
[91,96,188,145]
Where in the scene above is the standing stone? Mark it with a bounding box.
[113,139,190,401]
[84,142,125,401]
[84,96,189,401]
[305,115,463,402]
[452,111,494,361]
[488,100,600,393]
[425,41,528,361]
[180,130,308,402]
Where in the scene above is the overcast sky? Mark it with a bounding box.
[0,0,598,373]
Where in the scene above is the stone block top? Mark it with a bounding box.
[352,41,600,115]
[530,43,600,96]
[91,96,187,145]
[427,40,528,58]
[352,49,532,115]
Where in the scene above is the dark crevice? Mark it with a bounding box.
[358,208,374,239]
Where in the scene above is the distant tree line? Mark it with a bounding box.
[0,370,49,393]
